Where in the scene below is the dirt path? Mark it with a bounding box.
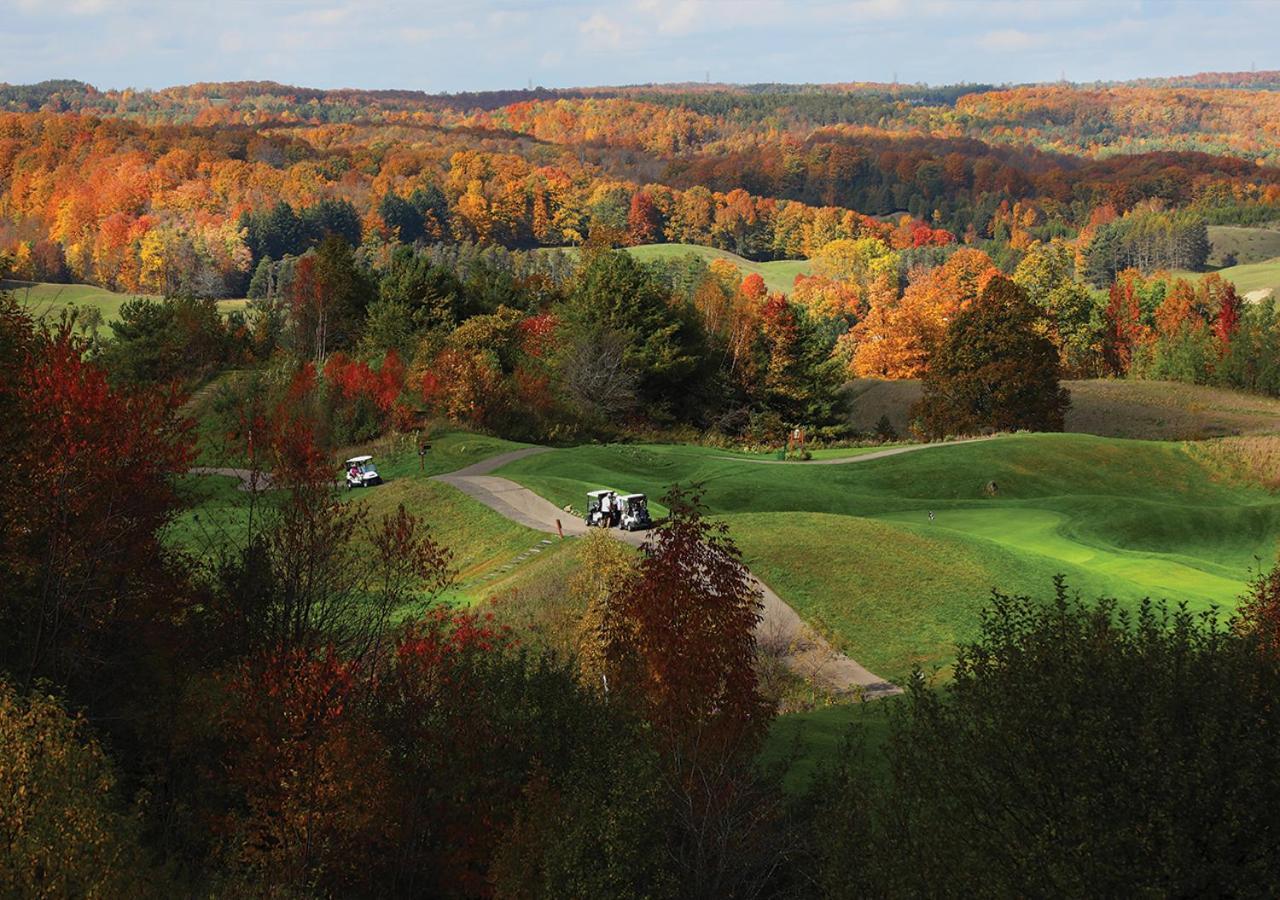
[717,435,994,465]
[435,447,901,699]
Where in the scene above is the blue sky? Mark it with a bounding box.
[1,0,1276,92]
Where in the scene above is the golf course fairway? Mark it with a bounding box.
[496,433,1280,681]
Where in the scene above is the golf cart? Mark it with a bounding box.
[344,455,381,489]
[618,493,652,531]
[585,489,616,528]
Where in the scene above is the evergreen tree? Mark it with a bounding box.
[246,257,274,300]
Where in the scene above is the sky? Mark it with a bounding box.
[1,0,1277,93]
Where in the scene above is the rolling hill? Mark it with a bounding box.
[495,433,1280,681]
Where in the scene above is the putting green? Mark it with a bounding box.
[874,507,1246,607]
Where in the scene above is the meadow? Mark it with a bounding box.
[2,279,247,324]
[1207,223,1280,266]
[847,377,1280,440]
[495,433,1280,681]
[625,243,813,295]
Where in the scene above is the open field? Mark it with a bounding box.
[625,243,812,295]
[496,433,1280,681]
[1171,255,1280,300]
[2,279,248,324]
[1207,224,1280,267]
[847,377,1280,441]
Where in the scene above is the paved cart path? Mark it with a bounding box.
[434,447,901,698]
[716,435,994,465]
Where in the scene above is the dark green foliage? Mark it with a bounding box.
[379,192,425,244]
[101,296,233,384]
[241,199,362,263]
[377,244,461,329]
[874,413,897,441]
[1214,299,1280,395]
[245,257,274,300]
[565,251,709,417]
[811,579,1280,897]
[913,276,1070,437]
[1083,209,1210,286]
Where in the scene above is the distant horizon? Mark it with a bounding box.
[2,0,1276,96]
[7,68,1279,97]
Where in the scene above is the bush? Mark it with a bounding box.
[0,680,157,898]
[812,579,1280,897]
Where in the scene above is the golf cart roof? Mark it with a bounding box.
[346,455,374,465]
[586,489,614,498]
[620,493,646,501]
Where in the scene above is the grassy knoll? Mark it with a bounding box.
[497,433,1280,681]
[1169,255,1280,300]
[848,377,1280,441]
[2,279,247,324]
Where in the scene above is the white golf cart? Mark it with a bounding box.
[585,489,616,528]
[618,493,652,532]
[344,455,381,489]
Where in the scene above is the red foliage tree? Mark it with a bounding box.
[601,485,768,756]
[1103,275,1146,375]
[626,191,662,245]
[1239,563,1280,661]
[0,299,193,691]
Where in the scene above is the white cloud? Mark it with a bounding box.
[579,11,624,48]
[977,28,1045,52]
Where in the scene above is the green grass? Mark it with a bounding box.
[3,279,247,325]
[762,700,897,793]
[624,243,812,295]
[496,433,1280,681]
[535,243,812,295]
[168,429,557,617]
[1170,256,1280,300]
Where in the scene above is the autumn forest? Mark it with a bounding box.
[6,64,1280,898]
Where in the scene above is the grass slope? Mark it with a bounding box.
[496,433,1280,680]
[625,243,811,295]
[847,377,1280,441]
[2,279,247,324]
[1208,224,1280,267]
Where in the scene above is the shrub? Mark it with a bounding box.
[812,579,1280,897]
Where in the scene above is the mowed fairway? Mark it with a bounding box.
[497,434,1280,680]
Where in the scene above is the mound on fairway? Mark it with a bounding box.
[496,433,1280,681]
[847,377,1280,441]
